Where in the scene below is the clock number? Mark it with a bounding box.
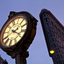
[12,21,15,25]
[4,38,9,45]
[18,33,22,37]
[21,23,27,27]
[18,29,25,37]
[16,36,21,42]
[5,27,9,33]
[15,39,17,43]
[20,18,25,25]
[9,40,12,46]
[21,29,25,32]
[3,36,8,40]
[17,19,19,24]
[8,25,11,29]
[3,33,12,40]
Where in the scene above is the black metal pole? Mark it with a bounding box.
[15,51,29,64]
[15,54,26,64]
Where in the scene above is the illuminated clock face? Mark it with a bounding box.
[1,16,27,47]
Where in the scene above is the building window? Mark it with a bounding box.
[58,60,62,64]
[57,28,60,33]
[44,18,53,29]
[56,54,60,59]
[63,33,64,37]
[45,18,48,22]
[60,55,62,59]
[51,38,57,42]
[51,38,54,42]
[53,43,56,47]
[63,61,64,64]
[55,25,57,28]
[61,32,64,37]
[46,28,51,33]
[43,13,47,17]
[47,23,49,26]
[48,32,55,37]
[51,21,54,27]
[49,33,53,37]
[56,49,60,53]
[46,28,53,33]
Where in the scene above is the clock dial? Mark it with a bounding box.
[1,16,27,47]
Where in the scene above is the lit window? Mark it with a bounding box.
[50,50,55,54]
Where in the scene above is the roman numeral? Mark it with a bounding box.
[9,40,12,46]
[21,29,25,32]
[4,38,9,45]
[14,38,17,43]
[21,23,27,27]
[12,21,15,25]
[3,33,12,40]
[3,36,8,40]
[8,26,11,29]
[20,18,25,25]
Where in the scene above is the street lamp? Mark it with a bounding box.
[0,11,38,64]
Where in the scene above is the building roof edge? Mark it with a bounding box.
[39,9,64,30]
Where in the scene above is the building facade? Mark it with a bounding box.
[40,9,64,64]
[0,56,8,64]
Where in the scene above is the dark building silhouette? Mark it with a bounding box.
[40,9,64,64]
[0,55,8,64]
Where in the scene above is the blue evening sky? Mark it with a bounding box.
[0,0,64,64]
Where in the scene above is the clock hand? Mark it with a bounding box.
[19,18,24,25]
[12,30,20,35]
[15,28,18,30]
[12,30,15,32]
[12,27,18,32]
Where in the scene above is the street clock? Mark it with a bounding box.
[1,16,27,47]
[0,11,37,58]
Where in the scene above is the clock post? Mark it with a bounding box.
[0,11,38,64]
[15,51,29,64]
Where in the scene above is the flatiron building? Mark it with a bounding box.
[40,9,64,64]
